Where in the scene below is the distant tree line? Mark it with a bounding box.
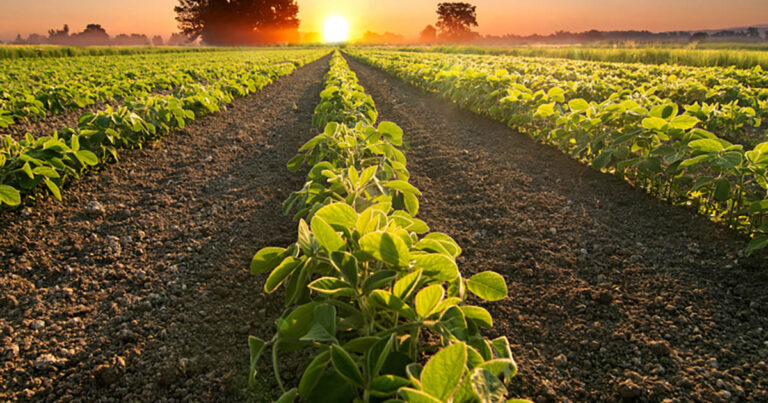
[11,24,191,46]
[175,0,300,45]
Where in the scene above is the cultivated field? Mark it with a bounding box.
[1,46,768,402]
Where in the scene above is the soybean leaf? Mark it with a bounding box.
[467,271,507,301]
[250,247,286,274]
[315,203,358,228]
[370,375,411,397]
[398,388,441,403]
[421,342,467,401]
[0,185,21,206]
[275,388,298,403]
[412,253,459,282]
[359,231,410,267]
[311,215,346,252]
[470,368,507,403]
[386,180,422,196]
[300,304,337,342]
[415,285,444,318]
[331,345,364,386]
[461,305,493,328]
[265,257,299,293]
[330,251,359,287]
[362,270,398,295]
[369,290,417,320]
[299,351,331,398]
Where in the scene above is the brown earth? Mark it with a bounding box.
[0,55,329,402]
[345,54,768,402]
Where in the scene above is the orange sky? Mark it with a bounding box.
[1,0,767,41]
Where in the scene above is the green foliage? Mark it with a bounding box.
[249,51,525,402]
[0,49,329,208]
[347,48,768,256]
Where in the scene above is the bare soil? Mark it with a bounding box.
[345,54,768,402]
[0,55,329,402]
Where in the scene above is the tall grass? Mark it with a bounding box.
[391,44,768,70]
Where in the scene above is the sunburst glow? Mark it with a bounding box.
[323,15,350,43]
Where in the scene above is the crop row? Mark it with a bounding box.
[392,45,768,73]
[0,49,328,209]
[358,50,768,146]
[248,51,527,403]
[0,50,314,130]
[347,50,768,255]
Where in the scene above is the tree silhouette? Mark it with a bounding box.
[436,2,478,42]
[419,25,437,43]
[175,0,300,45]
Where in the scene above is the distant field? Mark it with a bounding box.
[389,43,768,70]
[0,44,231,59]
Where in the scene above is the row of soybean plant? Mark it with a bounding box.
[0,49,328,209]
[248,51,528,403]
[347,50,768,255]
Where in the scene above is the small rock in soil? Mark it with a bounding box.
[649,340,673,356]
[84,201,105,216]
[30,320,45,330]
[618,379,643,399]
[34,354,57,370]
[5,343,20,358]
[554,354,568,367]
[94,364,119,385]
[593,290,614,305]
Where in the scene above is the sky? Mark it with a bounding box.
[1,0,767,42]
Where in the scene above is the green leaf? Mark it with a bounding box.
[287,154,305,172]
[470,368,507,403]
[299,351,331,398]
[22,162,34,179]
[393,269,423,300]
[308,276,355,297]
[276,388,298,403]
[547,87,565,103]
[362,270,398,295]
[370,375,411,397]
[386,180,422,196]
[421,343,467,401]
[689,138,725,153]
[330,251,359,287]
[300,304,337,342]
[250,247,286,274]
[746,235,768,256]
[568,99,589,113]
[461,306,493,328]
[641,117,667,131]
[247,336,265,387]
[359,232,411,267]
[467,271,507,301]
[369,290,417,320]
[398,388,442,403]
[315,203,358,228]
[265,257,300,293]
[43,178,61,201]
[0,185,21,206]
[415,285,444,318]
[278,302,317,339]
[713,179,731,202]
[669,115,699,130]
[311,215,346,252]
[420,233,462,257]
[76,150,99,166]
[366,334,395,380]
[331,345,364,386]
[378,121,404,145]
[412,254,459,282]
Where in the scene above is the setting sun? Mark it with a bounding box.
[323,15,349,43]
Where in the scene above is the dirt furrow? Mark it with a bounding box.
[346,54,768,402]
[0,55,329,402]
